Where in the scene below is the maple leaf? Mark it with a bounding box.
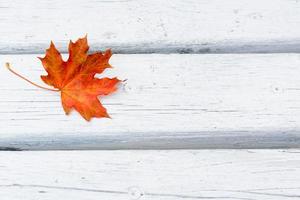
[6,36,120,121]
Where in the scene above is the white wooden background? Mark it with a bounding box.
[0,0,300,199]
[1,54,300,150]
[1,150,300,200]
[1,0,300,54]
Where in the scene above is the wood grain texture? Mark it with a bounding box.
[0,54,300,150]
[0,150,300,199]
[1,0,300,53]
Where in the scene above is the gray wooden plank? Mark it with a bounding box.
[1,0,300,53]
[0,54,300,150]
[0,150,300,199]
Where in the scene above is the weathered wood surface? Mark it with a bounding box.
[0,150,299,199]
[1,0,300,53]
[1,54,300,150]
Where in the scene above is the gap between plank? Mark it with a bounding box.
[2,39,300,54]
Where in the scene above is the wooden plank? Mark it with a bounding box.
[0,53,300,150]
[1,0,300,53]
[0,150,299,199]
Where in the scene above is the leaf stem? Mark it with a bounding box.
[5,62,60,92]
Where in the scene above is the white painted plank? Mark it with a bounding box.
[0,150,299,199]
[1,0,300,53]
[0,54,300,149]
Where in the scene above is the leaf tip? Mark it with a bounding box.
[105,49,112,57]
[104,112,111,119]
[49,41,56,48]
[84,117,91,122]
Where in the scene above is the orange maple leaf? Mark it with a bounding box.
[6,36,120,121]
